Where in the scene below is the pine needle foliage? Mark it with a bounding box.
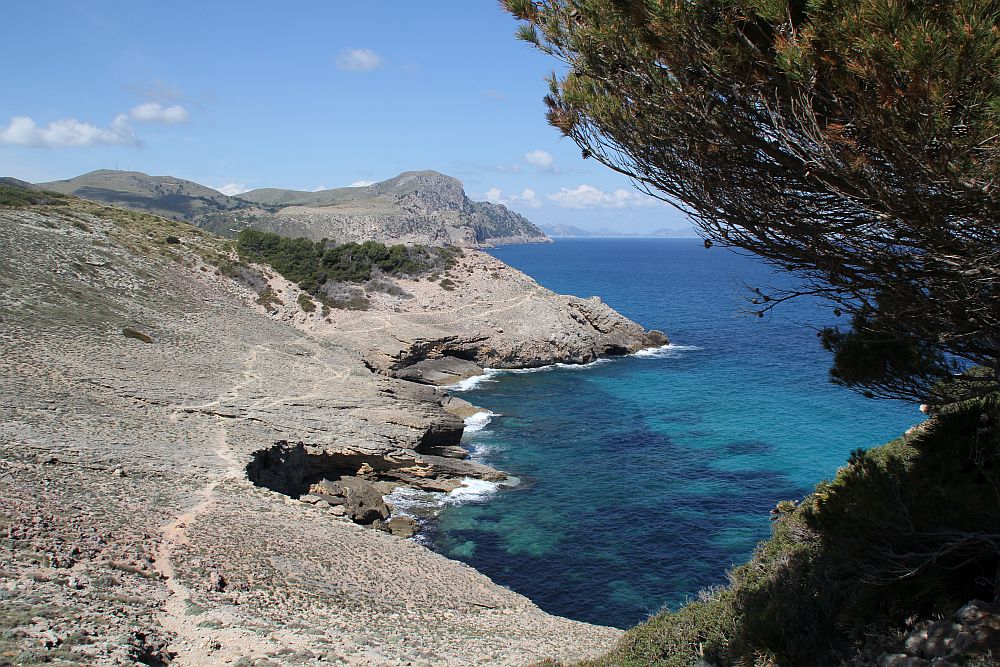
[504,0,1000,404]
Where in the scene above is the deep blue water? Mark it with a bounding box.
[417,239,919,629]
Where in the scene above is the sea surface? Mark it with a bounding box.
[391,238,919,629]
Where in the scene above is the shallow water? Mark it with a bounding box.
[409,239,918,629]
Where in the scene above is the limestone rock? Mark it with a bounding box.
[393,356,484,386]
[310,477,390,525]
[386,516,419,539]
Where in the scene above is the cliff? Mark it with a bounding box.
[0,190,658,665]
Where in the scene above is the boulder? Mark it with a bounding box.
[393,357,484,386]
[441,395,484,420]
[310,477,389,525]
[386,515,419,539]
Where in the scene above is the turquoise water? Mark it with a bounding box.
[421,239,919,629]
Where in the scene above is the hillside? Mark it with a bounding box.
[37,169,550,248]
[0,186,663,665]
[39,169,248,221]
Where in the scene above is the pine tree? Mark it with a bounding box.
[505,0,1000,404]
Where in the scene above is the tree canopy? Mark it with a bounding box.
[504,0,1000,404]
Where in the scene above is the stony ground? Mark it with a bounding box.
[0,201,634,666]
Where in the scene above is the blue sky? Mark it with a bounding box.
[0,1,692,233]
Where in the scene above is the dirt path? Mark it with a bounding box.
[153,347,260,664]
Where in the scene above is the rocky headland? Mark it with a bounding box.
[0,190,664,666]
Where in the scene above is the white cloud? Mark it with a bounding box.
[0,114,137,148]
[349,180,375,187]
[483,89,506,101]
[336,48,384,72]
[525,149,557,172]
[484,187,541,209]
[548,184,660,209]
[215,182,249,196]
[129,102,189,124]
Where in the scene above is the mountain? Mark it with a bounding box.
[37,169,549,248]
[540,222,698,238]
[39,169,249,221]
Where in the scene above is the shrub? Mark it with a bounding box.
[165,235,181,244]
[256,289,283,309]
[236,229,453,308]
[297,293,316,313]
[0,184,68,208]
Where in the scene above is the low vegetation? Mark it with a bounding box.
[235,228,460,309]
[589,396,1000,666]
[297,293,316,313]
[0,184,67,208]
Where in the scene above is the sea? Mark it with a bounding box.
[387,238,919,630]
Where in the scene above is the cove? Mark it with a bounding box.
[421,239,919,629]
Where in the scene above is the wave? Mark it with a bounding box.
[633,343,704,359]
[448,477,503,503]
[447,358,612,391]
[445,369,502,391]
[385,475,517,524]
[464,410,498,433]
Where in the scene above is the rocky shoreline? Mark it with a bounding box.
[0,198,662,665]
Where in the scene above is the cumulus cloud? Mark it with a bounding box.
[129,102,189,124]
[525,149,556,172]
[484,187,541,209]
[349,180,375,187]
[215,182,249,196]
[336,48,384,72]
[548,184,660,209]
[0,114,137,148]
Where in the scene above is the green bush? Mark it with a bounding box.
[256,289,283,309]
[0,184,68,208]
[297,293,316,313]
[235,229,456,309]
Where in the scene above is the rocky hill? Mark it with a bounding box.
[38,169,550,248]
[0,188,663,666]
[38,169,246,221]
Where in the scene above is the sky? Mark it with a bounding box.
[0,1,693,234]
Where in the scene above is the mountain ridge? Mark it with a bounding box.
[37,169,550,248]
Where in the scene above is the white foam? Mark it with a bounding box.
[448,356,620,391]
[383,476,510,520]
[633,343,704,358]
[555,357,612,370]
[448,477,502,502]
[445,369,502,391]
[464,410,498,433]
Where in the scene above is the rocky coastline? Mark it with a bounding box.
[0,197,663,665]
